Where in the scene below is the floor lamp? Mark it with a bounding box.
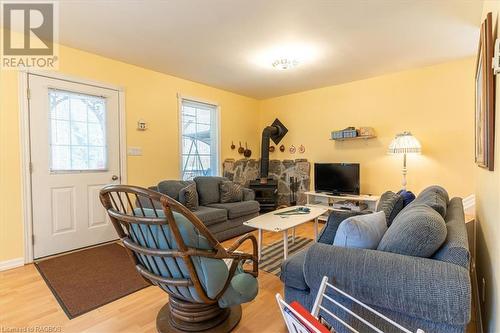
[388,132,422,190]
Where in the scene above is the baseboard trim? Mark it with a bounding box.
[0,257,24,272]
[472,266,484,333]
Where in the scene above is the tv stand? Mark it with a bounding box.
[305,191,379,218]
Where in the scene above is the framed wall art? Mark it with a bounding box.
[475,12,496,171]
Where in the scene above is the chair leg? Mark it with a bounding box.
[156,297,242,333]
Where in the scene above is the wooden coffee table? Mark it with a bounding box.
[244,206,327,260]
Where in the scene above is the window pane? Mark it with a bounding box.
[49,89,107,171]
[88,123,105,146]
[51,119,70,145]
[50,95,69,120]
[72,146,89,169]
[70,121,88,145]
[51,145,70,170]
[180,99,218,180]
[89,146,106,169]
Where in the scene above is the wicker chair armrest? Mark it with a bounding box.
[226,233,258,277]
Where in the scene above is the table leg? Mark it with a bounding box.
[292,227,296,244]
[314,217,319,241]
[283,230,288,260]
[258,228,262,262]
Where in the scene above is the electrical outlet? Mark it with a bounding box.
[127,147,143,156]
[482,277,486,303]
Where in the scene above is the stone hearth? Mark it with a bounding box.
[222,158,310,206]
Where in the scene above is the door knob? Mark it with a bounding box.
[111,175,119,181]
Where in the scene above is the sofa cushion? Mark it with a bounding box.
[280,249,309,291]
[397,189,416,207]
[432,197,470,269]
[242,188,255,201]
[220,181,243,203]
[376,191,404,226]
[194,176,228,205]
[377,204,447,257]
[408,185,449,218]
[333,211,387,249]
[179,183,199,211]
[157,180,193,201]
[208,201,260,219]
[192,206,227,226]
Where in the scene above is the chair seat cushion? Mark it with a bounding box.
[208,201,260,219]
[133,207,258,308]
[218,272,259,308]
[132,208,229,302]
[192,206,227,226]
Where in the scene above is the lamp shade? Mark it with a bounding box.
[388,131,421,154]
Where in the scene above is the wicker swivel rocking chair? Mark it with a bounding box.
[99,185,259,333]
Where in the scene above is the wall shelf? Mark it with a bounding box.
[329,135,377,141]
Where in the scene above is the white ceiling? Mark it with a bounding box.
[56,0,483,99]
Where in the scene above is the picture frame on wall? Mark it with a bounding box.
[475,12,495,171]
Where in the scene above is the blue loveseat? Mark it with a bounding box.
[281,186,471,333]
[143,176,259,241]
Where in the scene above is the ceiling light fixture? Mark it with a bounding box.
[251,42,320,70]
[272,58,299,70]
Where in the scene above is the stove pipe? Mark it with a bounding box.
[259,119,288,184]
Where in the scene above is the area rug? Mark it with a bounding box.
[35,243,149,319]
[259,236,313,276]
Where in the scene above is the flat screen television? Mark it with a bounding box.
[314,163,360,195]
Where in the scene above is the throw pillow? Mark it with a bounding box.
[412,185,449,218]
[397,189,416,207]
[219,181,243,203]
[333,211,387,249]
[377,204,447,258]
[178,183,199,211]
[376,191,404,226]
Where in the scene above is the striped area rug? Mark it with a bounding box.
[259,236,313,276]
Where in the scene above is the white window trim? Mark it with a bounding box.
[177,94,221,179]
[18,69,127,264]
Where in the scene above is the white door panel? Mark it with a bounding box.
[29,75,121,258]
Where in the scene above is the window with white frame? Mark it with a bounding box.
[179,98,219,180]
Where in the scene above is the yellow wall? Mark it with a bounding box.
[0,41,260,262]
[259,58,475,197]
[0,33,478,269]
[475,2,500,332]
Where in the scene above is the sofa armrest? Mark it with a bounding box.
[303,243,471,325]
[242,188,255,201]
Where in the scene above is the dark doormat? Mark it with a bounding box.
[35,243,150,319]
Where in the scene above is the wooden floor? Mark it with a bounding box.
[0,221,477,333]
[0,223,319,333]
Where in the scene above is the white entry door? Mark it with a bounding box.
[29,74,122,259]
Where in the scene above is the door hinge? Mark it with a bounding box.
[29,162,33,173]
[27,88,31,99]
[32,234,35,245]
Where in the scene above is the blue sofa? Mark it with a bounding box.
[281,186,471,333]
[142,176,259,241]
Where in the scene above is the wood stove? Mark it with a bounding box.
[249,179,278,213]
[250,118,288,212]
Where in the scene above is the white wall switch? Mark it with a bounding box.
[127,147,143,156]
